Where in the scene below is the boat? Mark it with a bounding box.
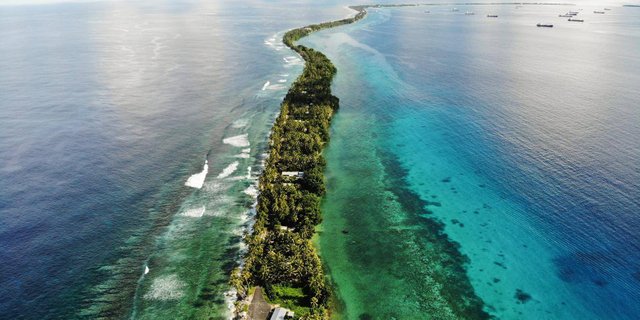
[568,11,579,15]
[559,14,572,17]
[604,8,611,10]
[425,10,430,13]
[568,18,584,22]
[594,11,605,14]
[487,14,499,18]
[452,8,459,12]
[465,11,475,15]
[537,23,553,27]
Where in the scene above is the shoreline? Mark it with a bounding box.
[229,3,567,318]
[230,2,577,317]
[230,6,367,319]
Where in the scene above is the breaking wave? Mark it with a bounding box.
[217,161,239,179]
[181,206,206,218]
[143,274,186,301]
[184,160,208,189]
[223,134,250,147]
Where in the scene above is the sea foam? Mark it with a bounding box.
[283,56,303,67]
[184,160,208,189]
[217,162,239,179]
[235,148,251,159]
[264,34,285,51]
[232,119,249,128]
[143,274,186,301]
[181,206,206,218]
[223,134,250,147]
[243,185,258,198]
[266,84,287,91]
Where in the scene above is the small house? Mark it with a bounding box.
[281,171,304,179]
[270,307,294,320]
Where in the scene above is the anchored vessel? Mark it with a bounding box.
[537,23,554,27]
[560,11,578,17]
[487,14,498,17]
[568,18,584,22]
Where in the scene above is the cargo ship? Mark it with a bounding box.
[537,23,554,27]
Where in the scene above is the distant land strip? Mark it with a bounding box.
[230,6,366,320]
[358,2,576,7]
[230,1,581,318]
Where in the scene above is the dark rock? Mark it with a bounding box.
[515,289,532,304]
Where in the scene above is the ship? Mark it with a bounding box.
[568,18,584,22]
[594,11,605,14]
[537,23,553,27]
[487,14,499,18]
[465,11,475,15]
[559,14,572,17]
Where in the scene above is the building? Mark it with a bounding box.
[281,171,304,179]
[270,307,294,320]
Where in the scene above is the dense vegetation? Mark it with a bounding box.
[230,7,366,320]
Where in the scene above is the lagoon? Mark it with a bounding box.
[303,4,640,319]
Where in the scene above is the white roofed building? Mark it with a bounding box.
[270,307,294,320]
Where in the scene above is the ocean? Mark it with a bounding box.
[2,1,639,319]
[301,3,640,319]
[0,1,349,318]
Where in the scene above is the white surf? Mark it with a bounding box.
[184,160,208,189]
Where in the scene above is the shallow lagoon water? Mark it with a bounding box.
[303,4,640,319]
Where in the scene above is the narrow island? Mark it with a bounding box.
[230,6,367,320]
[232,3,526,318]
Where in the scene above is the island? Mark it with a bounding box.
[230,6,367,320]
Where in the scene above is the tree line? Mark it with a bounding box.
[231,7,367,320]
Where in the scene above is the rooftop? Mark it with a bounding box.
[270,307,294,320]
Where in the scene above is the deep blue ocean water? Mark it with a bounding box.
[303,3,640,319]
[0,1,350,318]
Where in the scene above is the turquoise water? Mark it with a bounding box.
[303,4,640,319]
